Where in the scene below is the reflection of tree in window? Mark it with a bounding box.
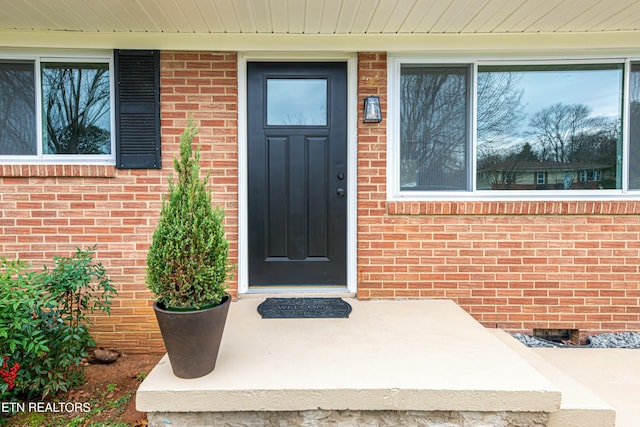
[0,62,36,155]
[628,64,640,189]
[400,66,468,191]
[476,72,524,145]
[42,64,111,155]
[477,65,622,190]
[475,72,526,188]
[528,103,617,164]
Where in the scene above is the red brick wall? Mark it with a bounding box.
[356,52,640,337]
[0,51,239,353]
[2,51,639,352]
[160,51,239,298]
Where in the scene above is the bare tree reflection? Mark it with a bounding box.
[42,64,110,155]
[528,103,614,163]
[400,66,468,190]
[477,67,621,190]
[0,62,36,155]
[400,66,523,190]
[628,67,640,189]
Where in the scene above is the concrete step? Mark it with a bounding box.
[490,329,615,427]
[138,299,563,426]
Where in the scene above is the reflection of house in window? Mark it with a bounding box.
[504,171,515,183]
[478,161,616,190]
[579,169,601,182]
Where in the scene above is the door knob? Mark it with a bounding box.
[336,188,345,197]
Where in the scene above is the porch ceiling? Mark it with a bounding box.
[2,0,640,36]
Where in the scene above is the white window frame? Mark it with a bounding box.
[0,50,115,165]
[388,55,637,200]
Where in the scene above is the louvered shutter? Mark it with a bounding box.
[115,50,161,169]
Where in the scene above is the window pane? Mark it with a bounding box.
[400,65,469,191]
[629,63,640,189]
[42,63,111,155]
[477,64,622,191]
[267,79,327,126]
[0,61,36,155]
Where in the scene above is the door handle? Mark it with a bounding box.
[336,188,345,198]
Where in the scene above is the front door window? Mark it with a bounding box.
[266,79,327,126]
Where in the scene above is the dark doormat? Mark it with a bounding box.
[257,297,352,319]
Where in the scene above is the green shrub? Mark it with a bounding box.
[0,247,116,400]
[0,259,51,400]
[146,118,232,309]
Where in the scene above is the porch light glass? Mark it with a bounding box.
[363,96,382,123]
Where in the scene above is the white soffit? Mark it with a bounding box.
[1,0,640,51]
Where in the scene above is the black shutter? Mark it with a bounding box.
[115,49,161,169]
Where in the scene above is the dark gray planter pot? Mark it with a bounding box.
[153,295,231,379]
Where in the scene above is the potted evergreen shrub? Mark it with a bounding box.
[146,118,233,379]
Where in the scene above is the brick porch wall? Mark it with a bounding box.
[0,51,239,353]
[356,52,640,336]
[2,51,639,353]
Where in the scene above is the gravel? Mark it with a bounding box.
[513,332,640,348]
[589,332,640,349]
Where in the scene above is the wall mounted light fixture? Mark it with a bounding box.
[363,96,382,123]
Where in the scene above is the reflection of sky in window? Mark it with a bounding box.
[519,69,622,119]
[476,65,623,155]
[478,66,623,139]
[267,79,327,125]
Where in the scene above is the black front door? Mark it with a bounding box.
[247,62,347,287]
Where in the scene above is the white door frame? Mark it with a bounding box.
[237,52,358,294]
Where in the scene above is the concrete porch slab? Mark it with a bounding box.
[533,348,639,427]
[137,298,560,416]
[490,329,615,427]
